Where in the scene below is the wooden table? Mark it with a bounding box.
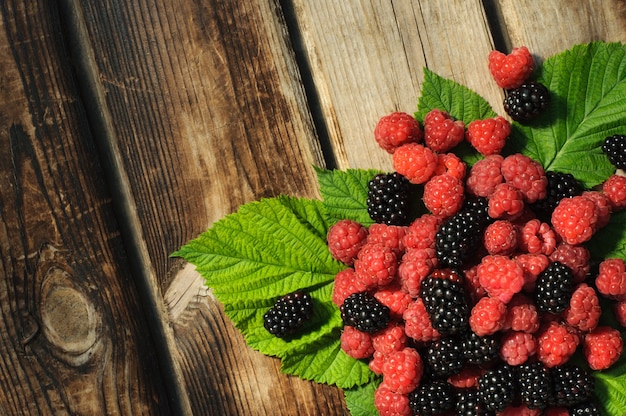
[0,1,624,414]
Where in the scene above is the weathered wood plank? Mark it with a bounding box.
[0,1,169,414]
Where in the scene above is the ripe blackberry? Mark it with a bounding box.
[435,205,489,269]
[424,336,465,377]
[340,292,391,333]
[569,399,601,416]
[517,361,552,410]
[531,171,584,221]
[420,272,470,336]
[550,365,595,408]
[408,379,455,416]
[478,363,517,412]
[463,331,500,365]
[366,172,412,225]
[503,81,550,122]
[534,261,574,313]
[456,388,493,416]
[263,290,314,338]
[602,134,626,169]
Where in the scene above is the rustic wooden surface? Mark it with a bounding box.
[0,0,624,414]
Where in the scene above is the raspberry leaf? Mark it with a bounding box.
[594,352,626,416]
[344,379,381,416]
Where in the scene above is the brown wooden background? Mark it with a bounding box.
[0,0,624,414]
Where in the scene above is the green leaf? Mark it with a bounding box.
[588,210,626,261]
[595,348,626,416]
[344,378,382,416]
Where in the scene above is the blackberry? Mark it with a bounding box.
[462,195,492,225]
[570,400,601,416]
[263,290,314,338]
[602,134,626,169]
[531,171,584,221]
[534,261,574,313]
[462,331,500,365]
[550,365,595,408]
[424,336,465,377]
[503,81,550,122]
[477,363,517,412]
[366,172,412,225]
[435,206,489,269]
[517,361,552,410]
[340,292,390,333]
[456,388,493,416]
[408,379,455,416]
[420,271,469,336]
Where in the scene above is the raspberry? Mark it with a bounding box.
[402,214,443,250]
[340,325,375,359]
[517,361,552,410]
[483,220,518,256]
[367,172,413,225]
[455,388,491,416]
[503,82,551,122]
[583,326,624,370]
[534,261,574,314]
[366,223,406,255]
[531,171,584,221]
[424,336,465,377]
[435,206,490,269]
[504,293,540,333]
[596,257,626,299]
[341,292,391,333]
[477,363,517,412]
[434,152,466,180]
[374,111,423,154]
[602,133,626,170]
[549,364,595,407]
[581,190,611,229]
[326,219,368,265]
[551,196,600,245]
[448,365,484,389]
[464,264,486,303]
[368,351,386,375]
[469,295,507,336]
[381,347,423,394]
[393,143,438,185]
[499,330,536,366]
[614,299,626,327]
[354,243,398,289]
[466,154,504,197]
[423,108,465,152]
[332,268,368,306]
[263,290,314,338]
[422,174,465,217]
[488,182,525,219]
[549,243,591,284]
[536,321,580,368]
[466,116,511,156]
[488,46,534,90]
[374,386,412,416]
[408,379,455,416]
[501,153,548,203]
[563,283,601,332]
[397,247,437,297]
[602,173,626,211]
[403,297,441,342]
[543,407,569,416]
[499,404,542,416]
[463,331,500,365]
[420,270,470,335]
[372,321,408,356]
[477,255,525,303]
[518,219,556,256]
[515,252,550,292]
[373,282,413,320]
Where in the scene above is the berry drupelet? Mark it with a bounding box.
[263,290,314,338]
[366,172,413,225]
[503,81,550,122]
[602,134,626,170]
[340,292,391,333]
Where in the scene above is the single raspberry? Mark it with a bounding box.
[422,174,465,217]
[518,219,557,256]
[563,283,601,332]
[549,365,595,407]
[517,361,552,410]
[463,331,500,365]
[374,386,412,416]
[448,365,485,389]
[583,326,624,370]
[402,214,443,250]
[381,347,423,394]
[326,219,369,265]
[263,290,314,338]
[499,330,536,366]
[435,206,489,269]
[477,363,517,412]
[614,298,626,327]
[372,321,408,356]
[354,243,398,289]
[464,264,486,303]
[483,220,518,255]
[374,111,423,154]
[581,190,611,229]
[488,182,525,219]
[515,252,550,292]
[466,116,511,156]
[341,292,391,333]
[596,257,626,299]
[424,336,465,377]
[534,261,575,314]
[477,255,525,303]
[408,379,455,416]
[434,152,467,180]
[488,46,534,90]
[403,297,441,342]
[393,143,438,185]
[602,133,626,169]
[332,268,368,306]
[466,154,504,197]
[504,293,540,333]
[423,108,465,152]
[503,82,551,122]
[531,171,584,222]
[367,172,414,225]
[551,196,600,245]
[397,247,437,297]
[501,153,548,203]
[420,269,470,335]
[340,325,375,359]
[367,223,406,256]
[373,282,413,320]
[469,295,507,336]
[602,173,626,211]
[536,321,580,368]
[455,387,491,416]
[549,243,591,284]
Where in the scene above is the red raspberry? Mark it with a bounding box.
[582,190,612,228]
[393,143,438,184]
[447,365,484,389]
[549,243,590,284]
[381,347,423,394]
[551,196,600,245]
[327,219,369,265]
[332,268,367,306]
[422,174,465,217]
[463,264,486,303]
[402,214,443,250]
[518,219,556,256]
[374,111,423,154]
[374,282,413,321]
[466,116,511,156]
[602,173,626,211]
[543,407,569,416]
[488,46,534,90]
[341,325,375,359]
[536,321,580,368]
[583,326,624,370]
[483,220,518,256]
[372,321,408,356]
[563,283,601,332]
[403,298,441,342]
[514,253,549,292]
[477,255,525,303]
[397,248,437,297]
[369,350,386,375]
[596,258,626,299]
[423,109,465,152]
[374,386,412,416]
[615,299,626,327]
[434,152,467,180]
[498,404,541,416]
[469,296,507,336]
[503,293,540,334]
[354,243,398,289]
[466,154,504,197]
[500,154,548,203]
[488,183,525,220]
[499,330,536,366]
[367,223,407,256]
